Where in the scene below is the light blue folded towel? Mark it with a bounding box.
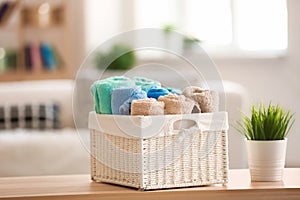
[90,76,134,114]
[111,87,136,115]
[119,88,147,115]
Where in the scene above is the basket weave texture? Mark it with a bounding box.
[90,112,229,190]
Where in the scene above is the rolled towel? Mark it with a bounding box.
[133,76,161,92]
[147,86,170,99]
[182,86,219,113]
[131,98,164,116]
[90,76,134,114]
[111,87,136,115]
[158,94,195,114]
[166,87,182,95]
[119,88,147,115]
[90,80,101,114]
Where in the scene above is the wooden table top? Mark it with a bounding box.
[0,168,299,200]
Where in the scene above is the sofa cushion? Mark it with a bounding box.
[0,129,90,177]
[0,80,74,128]
[0,102,60,130]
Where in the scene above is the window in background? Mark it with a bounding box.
[235,0,287,51]
[185,0,232,46]
[135,0,178,29]
[84,0,121,52]
[134,0,288,56]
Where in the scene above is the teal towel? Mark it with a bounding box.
[90,80,101,114]
[90,76,134,114]
[166,87,182,95]
[133,77,161,92]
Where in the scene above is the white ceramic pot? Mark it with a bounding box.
[246,138,287,182]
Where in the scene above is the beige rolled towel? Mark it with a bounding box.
[182,86,219,113]
[158,94,195,114]
[131,98,164,116]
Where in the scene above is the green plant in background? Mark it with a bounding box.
[95,44,136,70]
[162,24,176,35]
[0,48,17,72]
[237,102,295,140]
[183,35,202,49]
[162,24,202,49]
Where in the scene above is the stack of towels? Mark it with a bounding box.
[90,76,218,116]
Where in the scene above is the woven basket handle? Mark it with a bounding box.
[167,115,201,133]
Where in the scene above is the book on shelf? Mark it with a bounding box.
[23,42,63,72]
[0,2,10,23]
[31,42,42,72]
[52,46,64,67]
[24,44,32,70]
[40,43,57,70]
[0,1,18,25]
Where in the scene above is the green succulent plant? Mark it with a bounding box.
[237,102,295,140]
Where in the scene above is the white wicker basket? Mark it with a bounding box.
[89,111,229,190]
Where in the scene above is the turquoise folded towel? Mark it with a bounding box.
[133,77,161,92]
[111,87,136,115]
[119,88,147,115]
[90,80,102,114]
[147,86,170,99]
[90,76,134,114]
[166,87,182,95]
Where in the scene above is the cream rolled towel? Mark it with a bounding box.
[182,86,219,113]
[131,98,164,116]
[158,94,195,114]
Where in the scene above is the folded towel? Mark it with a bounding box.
[182,86,219,113]
[111,87,136,115]
[166,87,182,95]
[131,98,164,116]
[90,76,134,114]
[133,77,161,92]
[147,86,170,99]
[90,80,102,114]
[119,88,147,115]
[158,94,195,114]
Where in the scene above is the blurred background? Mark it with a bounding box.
[0,0,299,177]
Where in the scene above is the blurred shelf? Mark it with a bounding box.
[0,69,71,82]
[0,0,71,82]
[0,25,19,30]
[22,24,64,30]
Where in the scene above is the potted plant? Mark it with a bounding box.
[183,35,201,49]
[95,44,136,70]
[237,102,295,181]
[162,24,183,56]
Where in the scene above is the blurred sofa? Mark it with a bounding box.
[0,80,90,177]
[0,78,249,177]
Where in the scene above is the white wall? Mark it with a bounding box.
[214,0,300,166]
[84,0,122,52]
[68,0,86,75]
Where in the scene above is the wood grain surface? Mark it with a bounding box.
[0,168,299,200]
